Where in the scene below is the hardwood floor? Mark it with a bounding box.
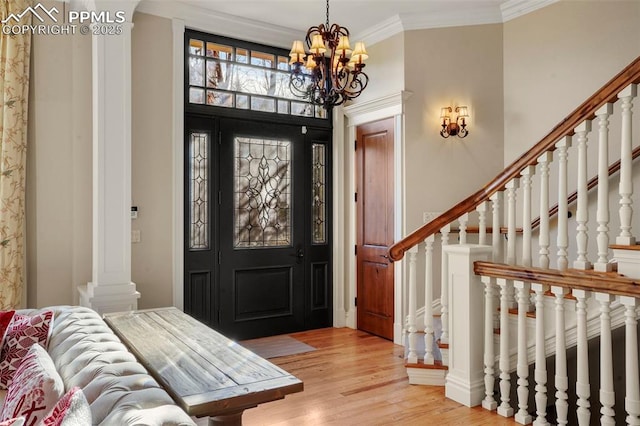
[234,327,516,425]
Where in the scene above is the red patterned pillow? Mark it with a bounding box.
[0,311,15,348]
[42,387,91,426]
[0,311,54,389]
[0,344,64,425]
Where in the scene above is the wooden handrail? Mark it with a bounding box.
[389,56,640,262]
[531,144,640,229]
[474,261,640,298]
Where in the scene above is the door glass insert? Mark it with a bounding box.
[189,132,209,250]
[234,137,291,248]
[312,143,326,244]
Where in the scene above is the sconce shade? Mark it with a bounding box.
[440,107,451,118]
[456,106,469,118]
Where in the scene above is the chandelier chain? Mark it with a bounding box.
[325,0,330,30]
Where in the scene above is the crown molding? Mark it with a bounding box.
[355,15,405,47]
[135,0,298,49]
[501,0,559,22]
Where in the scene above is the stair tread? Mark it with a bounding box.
[405,359,448,370]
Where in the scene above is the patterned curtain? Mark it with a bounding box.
[0,0,32,309]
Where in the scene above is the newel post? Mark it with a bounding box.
[444,244,492,407]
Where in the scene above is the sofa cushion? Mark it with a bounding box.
[41,386,90,426]
[0,418,24,426]
[0,312,15,348]
[0,310,54,389]
[0,344,64,425]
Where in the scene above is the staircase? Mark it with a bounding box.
[391,56,640,425]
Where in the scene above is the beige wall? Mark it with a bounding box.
[503,0,640,165]
[26,0,92,308]
[131,12,175,309]
[352,33,404,104]
[403,24,504,234]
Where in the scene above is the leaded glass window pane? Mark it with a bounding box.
[251,96,276,113]
[236,48,249,64]
[234,137,291,248]
[312,143,326,244]
[189,57,205,86]
[251,51,274,68]
[189,132,209,250]
[206,42,233,60]
[189,39,204,56]
[189,88,205,104]
[206,90,233,107]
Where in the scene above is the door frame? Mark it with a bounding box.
[169,18,411,343]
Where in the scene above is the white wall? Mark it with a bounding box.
[131,12,175,309]
[503,0,640,165]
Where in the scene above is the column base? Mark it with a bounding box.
[78,282,140,314]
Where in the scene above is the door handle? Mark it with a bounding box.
[297,249,305,259]
[380,254,389,260]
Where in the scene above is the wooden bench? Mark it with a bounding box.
[104,307,303,425]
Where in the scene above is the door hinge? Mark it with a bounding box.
[355,245,357,256]
[354,192,357,203]
[354,297,357,307]
[354,139,357,150]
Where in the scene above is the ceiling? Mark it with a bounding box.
[136,0,555,48]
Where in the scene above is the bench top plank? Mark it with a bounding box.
[104,307,303,417]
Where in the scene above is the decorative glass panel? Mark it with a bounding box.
[291,102,314,117]
[251,51,274,68]
[236,48,249,64]
[251,96,276,113]
[189,88,205,104]
[237,94,249,109]
[277,100,289,114]
[190,132,209,250]
[206,42,233,60]
[234,137,291,248]
[189,39,204,56]
[277,56,289,71]
[189,57,205,86]
[206,90,233,107]
[312,143,326,244]
[206,60,229,88]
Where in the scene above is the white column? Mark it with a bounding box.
[458,213,469,245]
[497,278,514,417]
[574,121,592,270]
[621,296,640,426]
[596,293,616,426]
[556,137,572,271]
[424,235,435,365]
[532,283,549,426]
[443,244,492,407]
[440,224,451,345]
[573,289,591,425]
[538,152,552,270]
[617,84,638,245]
[491,192,504,263]
[506,179,520,266]
[78,0,141,314]
[407,247,418,364]
[481,276,497,411]
[595,104,613,272]
[514,280,532,425]
[552,286,570,425]
[521,166,535,268]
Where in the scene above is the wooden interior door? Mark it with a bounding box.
[356,118,395,340]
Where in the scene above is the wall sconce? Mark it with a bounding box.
[440,106,469,138]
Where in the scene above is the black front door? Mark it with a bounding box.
[184,115,332,340]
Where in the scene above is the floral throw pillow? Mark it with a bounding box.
[0,417,24,426]
[0,310,54,389]
[42,387,91,426]
[0,344,64,425]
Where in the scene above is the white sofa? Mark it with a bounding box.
[16,306,196,426]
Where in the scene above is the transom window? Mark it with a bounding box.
[187,33,326,119]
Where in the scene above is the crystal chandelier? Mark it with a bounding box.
[288,0,370,109]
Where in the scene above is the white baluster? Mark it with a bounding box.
[538,152,552,270]
[477,201,488,246]
[521,166,535,268]
[574,121,592,270]
[506,179,520,266]
[596,293,616,426]
[458,212,469,245]
[621,296,640,426]
[573,289,591,425]
[407,247,418,364]
[617,84,638,245]
[497,278,514,417]
[482,275,497,411]
[491,192,504,263]
[595,104,614,271]
[532,283,549,426]
[423,235,435,365]
[515,280,532,424]
[440,224,451,346]
[552,286,570,425]
[556,137,572,271]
